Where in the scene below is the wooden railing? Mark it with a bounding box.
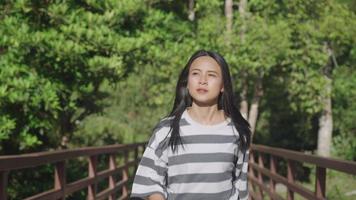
[0,142,146,200]
[249,144,356,200]
[1,143,355,200]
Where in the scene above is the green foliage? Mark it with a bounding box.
[0,0,150,153]
[332,66,356,160]
[1,0,353,157]
[7,164,54,199]
[0,0,355,198]
[72,4,195,146]
[232,16,290,75]
[0,0,356,199]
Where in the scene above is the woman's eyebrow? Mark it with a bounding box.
[190,68,201,71]
[207,70,218,74]
[191,68,218,74]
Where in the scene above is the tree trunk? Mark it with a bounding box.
[239,72,249,119]
[225,0,233,37]
[248,75,263,140]
[59,112,73,149]
[188,0,195,21]
[317,43,334,157]
[238,0,249,120]
[239,0,247,42]
[317,77,333,157]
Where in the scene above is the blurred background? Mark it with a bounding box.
[0,0,355,199]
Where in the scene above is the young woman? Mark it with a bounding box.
[130,50,251,200]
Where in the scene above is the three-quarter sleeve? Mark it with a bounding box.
[232,148,249,200]
[130,131,169,199]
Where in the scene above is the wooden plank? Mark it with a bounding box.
[65,176,95,195]
[87,155,97,200]
[269,155,277,197]
[96,179,128,200]
[122,151,129,197]
[250,189,262,200]
[134,147,139,174]
[315,167,326,199]
[249,175,284,200]
[64,161,137,196]
[26,175,130,200]
[25,189,62,200]
[108,154,116,200]
[257,153,264,198]
[249,151,260,199]
[2,143,352,200]
[0,143,146,200]
[250,162,322,200]
[96,187,117,200]
[54,161,66,200]
[0,143,146,171]
[251,145,356,175]
[0,171,8,200]
[91,159,138,185]
[287,160,295,200]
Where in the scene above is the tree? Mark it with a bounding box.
[279,0,356,156]
[0,0,152,153]
[223,0,291,138]
[72,1,195,147]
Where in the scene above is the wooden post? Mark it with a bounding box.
[109,154,116,200]
[287,160,295,200]
[249,151,258,199]
[0,171,8,200]
[257,153,264,198]
[54,161,66,200]
[134,147,139,173]
[269,156,276,199]
[122,151,129,199]
[87,155,97,200]
[315,166,326,199]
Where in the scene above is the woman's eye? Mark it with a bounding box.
[209,74,216,77]
[192,72,198,75]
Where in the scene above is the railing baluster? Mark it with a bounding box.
[315,166,326,199]
[109,154,116,200]
[122,150,129,199]
[0,171,8,200]
[249,151,257,200]
[54,161,66,200]
[269,156,276,200]
[258,153,265,198]
[287,160,295,200]
[87,155,97,200]
[134,146,139,173]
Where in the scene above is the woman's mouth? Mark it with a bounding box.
[196,88,208,93]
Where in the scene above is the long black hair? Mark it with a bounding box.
[166,49,251,153]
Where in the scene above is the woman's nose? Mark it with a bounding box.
[199,75,207,85]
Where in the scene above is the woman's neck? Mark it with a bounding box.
[186,104,226,125]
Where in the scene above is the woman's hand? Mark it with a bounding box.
[147,193,165,200]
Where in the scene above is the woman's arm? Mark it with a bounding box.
[233,148,249,200]
[130,144,168,199]
[130,125,169,200]
[147,193,165,200]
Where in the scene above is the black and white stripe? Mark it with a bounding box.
[131,109,249,200]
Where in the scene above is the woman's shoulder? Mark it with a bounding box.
[147,116,174,148]
[153,116,174,131]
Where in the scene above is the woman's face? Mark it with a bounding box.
[187,56,224,106]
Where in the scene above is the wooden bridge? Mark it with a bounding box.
[0,143,355,200]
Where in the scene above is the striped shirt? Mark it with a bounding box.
[131,109,249,200]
